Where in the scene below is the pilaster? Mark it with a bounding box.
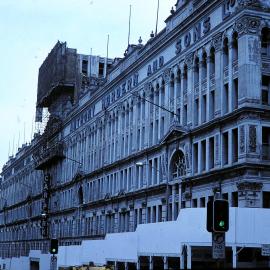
[235,15,261,106]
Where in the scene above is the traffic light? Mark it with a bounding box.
[50,238,58,254]
[213,199,229,232]
[206,200,213,232]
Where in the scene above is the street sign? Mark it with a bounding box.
[262,244,270,256]
[212,232,225,259]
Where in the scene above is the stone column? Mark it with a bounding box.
[153,89,157,145]
[206,137,210,171]
[145,84,151,148]
[117,111,122,159]
[232,246,237,269]
[235,15,261,106]
[158,81,163,140]
[172,185,176,220]
[114,210,119,233]
[180,66,184,126]
[180,245,185,269]
[140,99,144,150]
[163,68,171,131]
[129,207,134,232]
[123,110,126,157]
[228,39,233,113]
[133,99,138,152]
[129,107,132,154]
[186,54,194,127]
[198,141,202,173]
[206,55,211,121]
[187,245,192,269]
[137,258,141,270]
[149,256,153,270]
[213,32,222,117]
[178,184,182,210]
[228,129,233,165]
[174,77,179,119]
[162,201,167,222]
[125,262,128,270]
[142,207,146,224]
[157,157,161,185]
[163,256,168,270]
[198,60,203,125]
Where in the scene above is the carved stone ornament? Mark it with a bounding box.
[237,181,263,191]
[211,32,223,51]
[144,82,152,95]
[163,68,171,84]
[185,53,194,69]
[234,16,261,37]
[116,102,124,114]
[95,117,102,128]
[249,125,257,153]
[238,0,270,8]
[240,126,246,153]
[184,144,190,170]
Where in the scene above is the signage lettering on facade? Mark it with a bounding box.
[70,106,95,132]
[102,72,139,110]
[222,0,237,19]
[176,17,211,55]
[147,56,164,76]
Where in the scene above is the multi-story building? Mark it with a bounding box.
[1,0,270,269]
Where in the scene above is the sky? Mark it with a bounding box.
[0,0,176,170]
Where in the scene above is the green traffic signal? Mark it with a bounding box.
[213,199,229,232]
[50,239,58,254]
[219,220,225,228]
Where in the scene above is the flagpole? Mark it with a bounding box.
[155,0,160,36]
[128,5,132,46]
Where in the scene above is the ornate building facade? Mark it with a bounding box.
[1,0,270,269]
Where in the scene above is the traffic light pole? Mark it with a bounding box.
[212,193,227,267]
[50,254,57,270]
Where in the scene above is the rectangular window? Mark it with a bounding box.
[194,99,199,126]
[232,192,238,207]
[233,79,238,109]
[192,199,198,208]
[210,90,215,120]
[224,83,229,114]
[183,105,187,126]
[161,117,164,137]
[148,160,153,186]
[262,76,270,105]
[142,127,145,149]
[200,197,206,207]
[202,95,207,123]
[222,132,229,165]
[82,60,88,75]
[232,128,238,163]
[99,62,104,77]
[150,122,153,146]
[201,140,206,171]
[209,137,215,169]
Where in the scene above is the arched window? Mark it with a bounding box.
[223,38,229,68]
[170,150,186,179]
[232,32,238,61]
